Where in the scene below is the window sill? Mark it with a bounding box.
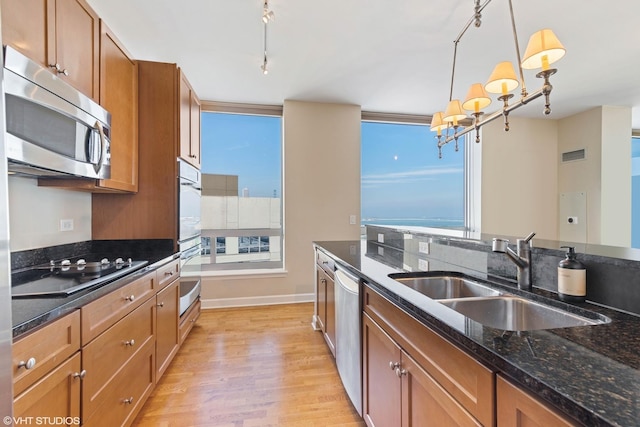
[198,268,288,280]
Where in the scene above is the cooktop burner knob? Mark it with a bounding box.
[128,258,133,265]
[61,259,71,266]
[115,258,124,265]
[77,259,86,266]
[101,258,109,265]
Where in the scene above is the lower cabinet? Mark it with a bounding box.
[497,375,579,427]
[315,249,336,357]
[13,352,82,422]
[362,283,495,427]
[156,278,180,378]
[363,313,481,427]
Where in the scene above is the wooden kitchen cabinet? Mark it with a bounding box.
[497,375,579,427]
[39,20,140,193]
[2,0,99,100]
[13,352,82,422]
[156,278,180,379]
[363,283,495,427]
[363,313,480,427]
[92,61,199,248]
[179,69,201,168]
[315,250,336,356]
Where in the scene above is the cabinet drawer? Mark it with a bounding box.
[83,338,155,427]
[156,259,180,290]
[12,310,81,396]
[316,250,335,277]
[82,296,155,420]
[81,270,155,344]
[363,284,495,427]
[179,298,200,345]
[13,352,81,421]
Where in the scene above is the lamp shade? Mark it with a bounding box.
[429,111,446,132]
[521,29,566,70]
[485,61,519,95]
[462,83,492,112]
[443,100,467,124]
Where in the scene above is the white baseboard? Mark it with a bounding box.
[201,293,315,309]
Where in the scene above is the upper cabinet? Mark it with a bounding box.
[96,21,139,192]
[2,0,100,101]
[179,70,201,169]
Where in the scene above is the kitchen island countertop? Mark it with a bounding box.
[315,239,640,427]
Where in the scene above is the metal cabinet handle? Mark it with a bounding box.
[18,357,36,370]
[73,370,87,380]
[124,339,135,346]
[123,397,134,405]
[164,271,174,276]
[189,154,197,158]
[157,302,165,308]
[48,63,69,76]
[395,367,407,378]
[124,295,135,302]
[320,278,327,285]
[389,361,400,371]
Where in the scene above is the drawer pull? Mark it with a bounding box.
[164,271,174,276]
[73,370,87,380]
[17,357,36,370]
[124,295,135,302]
[124,339,136,346]
[157,302,165,308]
[123,397,134,405]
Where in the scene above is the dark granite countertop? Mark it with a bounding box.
[11,241,178,339]
[315,240,640,427]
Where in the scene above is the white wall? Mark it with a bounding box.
[200,100,362,306]
[8,177,92,251]
[480,116,559,240]
[557,106,631,246]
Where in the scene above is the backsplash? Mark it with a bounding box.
[366,225,640,316]
[8,176,91,251]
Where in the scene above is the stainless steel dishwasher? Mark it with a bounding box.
[334,266,362,416]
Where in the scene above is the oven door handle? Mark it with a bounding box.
[181,245,201,260]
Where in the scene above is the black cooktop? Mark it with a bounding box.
[11,256,148,297]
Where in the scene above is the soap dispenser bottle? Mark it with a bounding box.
[558,246,586,302]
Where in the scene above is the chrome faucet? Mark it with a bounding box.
[492,232,536,290]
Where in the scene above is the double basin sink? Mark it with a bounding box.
[389,272,610,331]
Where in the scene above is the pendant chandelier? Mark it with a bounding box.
[431,0,566,158]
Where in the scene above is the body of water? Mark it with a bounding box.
[362,218,464,229]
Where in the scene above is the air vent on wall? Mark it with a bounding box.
[562,148,586,163]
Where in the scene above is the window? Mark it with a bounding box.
[199,109,283,271]
[361,120,465,231]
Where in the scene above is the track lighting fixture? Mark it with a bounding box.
[260,0,273,74]
[431,0,566,158]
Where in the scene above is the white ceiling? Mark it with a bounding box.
[87,0,640,128]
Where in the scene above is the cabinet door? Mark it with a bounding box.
[156,279,180,379]
[97,21,139,192]
[363,313,401,427]
[401,351,481,427]
[1,0,49,66]
[315,266,327,331]
[13,352,81,422]
[189,90,201,168]
[497,375,578,427]
[54,0,100,100]
[325,272,336,357]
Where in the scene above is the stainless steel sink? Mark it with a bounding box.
[439,296,609,331]
[390,274,503,299]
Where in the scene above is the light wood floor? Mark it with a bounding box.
[132,303,365,427]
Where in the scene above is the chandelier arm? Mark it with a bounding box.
[440,86,547,146]
[508,0,527,97]
[449,40,459,102]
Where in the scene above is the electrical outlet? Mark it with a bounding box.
[418,259,429,271]
[419,241,430,254]
[377,233,384,243]
[377,246,384,256]
[59,219,74,232]
[349,214,356,225]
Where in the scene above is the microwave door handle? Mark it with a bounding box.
[93,121,106,173]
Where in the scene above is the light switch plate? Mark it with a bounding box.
[418,259,429,271]
[419,241,430,254]
[60,219,74,232]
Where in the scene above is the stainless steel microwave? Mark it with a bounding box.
[3,45,112,179]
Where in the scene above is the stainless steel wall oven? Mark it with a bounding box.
[178,159,202,316]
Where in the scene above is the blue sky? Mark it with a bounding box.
[201,113,464,220]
